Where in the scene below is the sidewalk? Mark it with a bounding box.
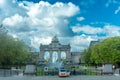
[0,75,120,80]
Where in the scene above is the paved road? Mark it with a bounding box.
[0,75,120,80]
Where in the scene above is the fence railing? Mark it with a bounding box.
[0,69,23,77]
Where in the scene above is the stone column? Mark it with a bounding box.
[39,51,44,64]
[66,50,71,63]
[49,51,53,63]
[58,50,61,62]
[39,50,44,61]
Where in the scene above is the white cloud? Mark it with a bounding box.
[70,35,97,52]
[72,24,120,37]
[71,24,120,51]
[105,0,118,7]
[106,0,120,14]
[1,0,80,51]
[0,0,27,22]
[3,14,24,26]
[2,0,120,52]
[0,0,5,6]
[72,24,103,34]
[26,1,79,18]
[31,36,52,50]
[115,6,120,14]
[3,1,79,34]
[77,17,85,21]
[104,25,120,37]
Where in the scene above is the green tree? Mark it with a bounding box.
[0,24,31,67]
[82,48,91,63]
[82,37,120,67]
[0,24,7,36]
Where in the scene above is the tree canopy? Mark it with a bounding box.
[82,37,120,67]
[0,24,30,66]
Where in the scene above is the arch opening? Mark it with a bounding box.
[44,51,50,62]
[61,51,66,62]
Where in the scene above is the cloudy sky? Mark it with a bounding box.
[0,0,120,52]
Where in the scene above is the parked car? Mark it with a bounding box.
[58,68,70,77]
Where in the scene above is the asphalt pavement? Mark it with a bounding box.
[0,75,120,80]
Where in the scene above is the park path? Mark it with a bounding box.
[0,75,120,80]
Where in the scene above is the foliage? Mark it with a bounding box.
[82,49,91,64]
[0,24,7,38]
[82,37,120,67]
[0,24,30,66]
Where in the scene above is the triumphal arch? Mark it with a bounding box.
[39,36,71,64]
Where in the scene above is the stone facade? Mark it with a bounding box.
[71,52,82,64]
[39,36,81,64]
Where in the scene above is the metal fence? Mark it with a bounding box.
[0,69,23,77]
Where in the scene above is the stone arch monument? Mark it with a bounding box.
[39,36,71,64]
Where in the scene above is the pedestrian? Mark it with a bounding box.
[73,69,76,75]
